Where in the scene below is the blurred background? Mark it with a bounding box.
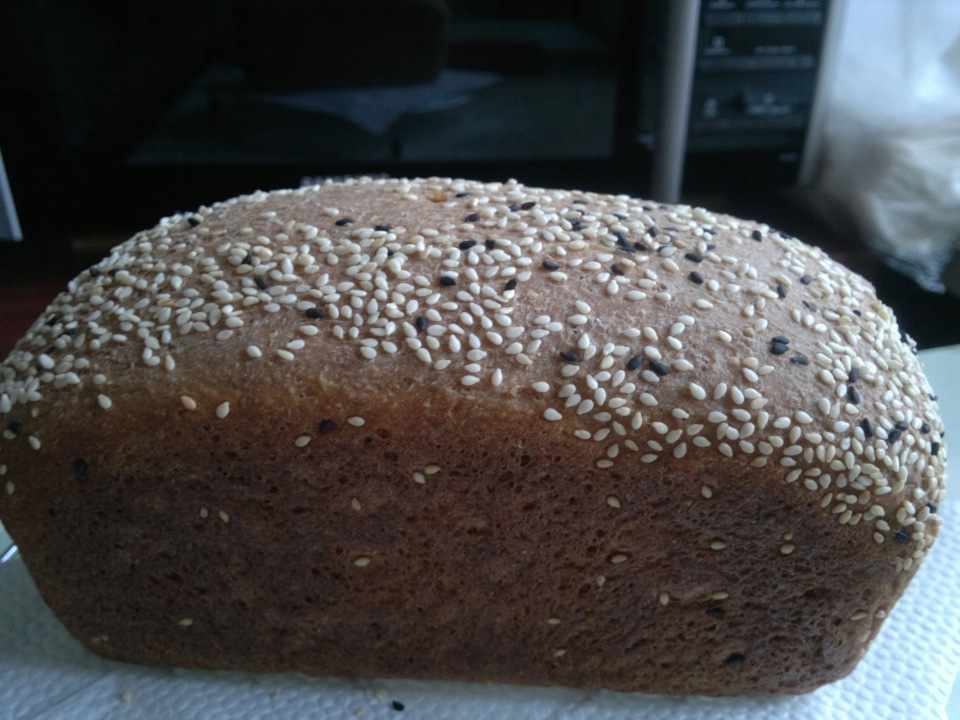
[1,0,959,355]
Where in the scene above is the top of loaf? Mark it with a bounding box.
[0,176,947,568]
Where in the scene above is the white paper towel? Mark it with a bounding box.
[3,343,959,719]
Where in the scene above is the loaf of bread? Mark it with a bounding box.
[0,177,947,695]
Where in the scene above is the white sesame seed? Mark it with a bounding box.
[295,435,312,447]
[347,416,365,426]
[97,394,112,410]
[216,401,230,419]
[544,408,563,421]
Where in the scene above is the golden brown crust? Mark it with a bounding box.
[0,177,947,694]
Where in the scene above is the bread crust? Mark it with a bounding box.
[0,177,946,694]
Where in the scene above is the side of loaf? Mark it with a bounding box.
[0,177,946,695]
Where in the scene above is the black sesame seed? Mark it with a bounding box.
[542,260,560,271]
[633,241,649,252]
[73,459,89,479]
[684,252,704,263]
[464,213,480,223]
[89,267,101,277]
[770,342,789,356]
[772,336,790,345]
[800,274,812,285]
[648,226,659,237]
[187,216,201,227]
[852,309,862,317]
[847,368,861,383]
[334,218,354,226]
[415,316,428,333]
[649,360,670,377]
[455,192,472,198]
[458,239,477,250]
[776,283,788,299]
[439,276,457,286]
[894,420,909,431]
[614,232,635,253]
[724,652,745,666]
[847,386,861,404]
[627,355,643,371]
[391,700,405,712]
[318,419,335,435]
[860,418,874,438]
[611,264,625,276]
[570,220,584,231]
[614,213,629,221]
[790,355,809,366]
[689,271,704,285]
[254,275,269,290]
[520,201,536,210]
[887,429,902,444]
[802,301,817,312]
[242,254,253,265]
[928,502,939,514]
[508,203,520,212]
[6,420,23,437]
[921,422,931,434]
[305,307,324,319]
[505,278,517,291]
[559,350,578,362]
[751,230,763,241]
[931,441,941,457]
[374,224,391,232]
[485,239,496,249]
[706,607,726,618]
[45,315,59,327]
[930,393,938,402]
[894,529,909,544]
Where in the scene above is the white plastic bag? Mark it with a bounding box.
[812,0,960,292]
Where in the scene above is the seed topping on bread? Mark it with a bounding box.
[0,177,946,572]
